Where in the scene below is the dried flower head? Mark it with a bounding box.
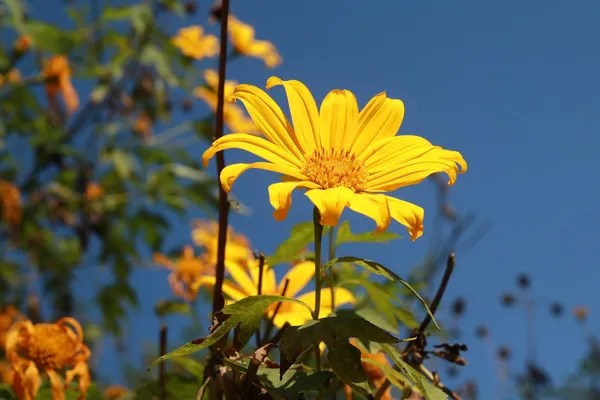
[474,325,488,339]
[497,345,511,361]
[517,273,531,289]
[500,292,516,307]
[450,297,466,317]
[550,302,563,317]
[5,317,91,400]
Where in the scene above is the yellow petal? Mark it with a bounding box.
[319,89,359,151]
[268,180,320,221]
[279,260,315,298]
[386,196,424,241]
[359,135,434,166]
[220,162,308,193]
[271,303,313,328]
[247,259,277,294]
[267,77,320,153]
[202,133,302,169]
[347,193,391,234]
[352,95,404,154]
[226,261,257,296]
[230,84,304,160]
[297,287,356,318]
[192,276,248,301]
[305,187,354,227]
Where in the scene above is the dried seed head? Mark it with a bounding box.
[501,292,516,307]
[497,345,511,361]
[517,273,531,289]
[550,302,563,317]
[475,325,488,339]
[450,297,466,317]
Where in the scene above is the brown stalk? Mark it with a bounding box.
[262,279,290,344]
[159,325,168,400]
[255,253,266,346]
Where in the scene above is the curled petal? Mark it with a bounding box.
[268,181,320,221]
[386,196,424,241]
[220,162,307,193]
[347,193,391,234]
[305,187,355,227]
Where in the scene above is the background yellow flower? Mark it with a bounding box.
[228,16,282,68]
[171,26,218,60]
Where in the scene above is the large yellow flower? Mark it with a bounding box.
[194,260,355,328]
[171,26,218,60]
[202,78,467,239]
[193,70,259,134]
[228,16,282,68]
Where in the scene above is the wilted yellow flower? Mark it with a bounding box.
[344,340,393,400]
[154,245,215,301]
[228,16,282,68]
[195,260,355,327]
[202,79,467,239]
[0,180,22,227]
[193,70,259,134]
[191,219,252,267]
[5,317,91,400]
[171,26,218,60]
[103,385,129,399]
[0,69,22,87]
[13,36,31,54]
[0,306,24,350]
[43,55,79,116]
[85,182,105,202]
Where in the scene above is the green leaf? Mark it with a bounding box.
[154,299,191,318]
[267,221,326,266]
[22,21,81,53]
[0,383,15,400]
[355,308,399,334]
[361,357,410,393]
[148,295,311,369]
[106,149,136,180]
[171,356,205,379]
[166,163,210,182]
[336,220,401,245]
[381,344,448,400]
[327,339,371,397]
[140,44,179,86]
[325,257,438,328]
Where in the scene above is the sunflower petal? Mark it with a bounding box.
[352,94,404,154]
[271,303,313,328]
[347,193,391,234]
[202,133,302,169]
[386,196,424,241]
[226,261,257,296]
[305,187,355,227]
[192,276,247,301]
[268,180,320,221]
[319,89,359,151]
[279,260,315,298]
[221,162,307,192]
[359,135,434,166]
[297,288,356,318]
[230,84,304,160]
[267,77,320,153]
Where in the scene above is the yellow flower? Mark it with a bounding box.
[171,26,218,60]
[0,180,22,227]
[0,306,24,350]
[43,55,79,116]
[202,78,467,239]
[344,339,393,400]
[13,36,31,54]
[0,69,22,87]
[191,219,252,267]
[195,260,355,327]
[153,245,214,301]
[103,385,129,399]
[134,110,153,139]
[84,182,105,202]
[193,70,259,134]
[228,16,282,68]
[5,317,91,400]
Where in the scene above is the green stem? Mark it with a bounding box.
[312,206,324,371]
[328,227,336,309]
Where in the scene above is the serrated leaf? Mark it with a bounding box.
[325,257,438,329]
[355,308,399,334]
[148,295,311,369]
[336,220,401,245]
[327,339,372,397]
[154,300,191,318]
[381,344,448,400]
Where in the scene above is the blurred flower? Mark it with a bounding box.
[497,345,511,361]
[550,302,563,317]
[13,35,31,54]
[517,273,531,289]
[474,325,488,339]
[0,69,22,87]
[574,305,588,322]
[228,16,282,68]
[202,78,467,238]
[193,69,259,134]
[500,292,516,307]
[450,297,466,317]
[103,385,129,399]
[43,55,79,116]
[154,246,214,301]
[0,361,14,385]
[191,219,252,267]
[171,26,218,60]
[0,306,24,350]
[194,260,355,327]
[0,180,22,227]
[5,317,91,400]
[134,111,153,139]
[84,182,105,202]
[344,340,392,400]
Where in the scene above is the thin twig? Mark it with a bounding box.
[262,279,290,344]
[417,253,456,335]
[418,364,461,400]
[159,325,167,400]
[255,253,265,346]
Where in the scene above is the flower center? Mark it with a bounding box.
[301,149,368,191]
[25,324,79,370]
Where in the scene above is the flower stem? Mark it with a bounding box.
[312,206,324,371]
[328,227,336,309]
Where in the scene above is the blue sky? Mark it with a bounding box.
[22,0,600,398]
